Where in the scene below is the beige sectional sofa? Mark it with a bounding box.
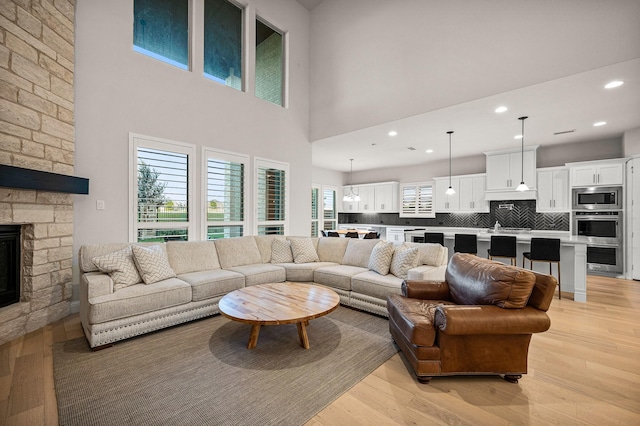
[79,236,448,348]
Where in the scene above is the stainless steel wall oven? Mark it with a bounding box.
[573,211,623,274]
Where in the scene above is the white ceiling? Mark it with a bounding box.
[308,0,640,172]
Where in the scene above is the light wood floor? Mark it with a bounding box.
[1,276,639,425]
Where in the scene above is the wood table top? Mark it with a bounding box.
[218,282,340,326]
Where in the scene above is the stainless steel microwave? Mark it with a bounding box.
[572,186,622,210]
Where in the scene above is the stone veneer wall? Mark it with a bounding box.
[0,0,75,345]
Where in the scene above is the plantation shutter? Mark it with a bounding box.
[400,183,434,218]
[256,159,288,235]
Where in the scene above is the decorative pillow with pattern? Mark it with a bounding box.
[131,245,176,284]
[290,238,319,264]
[271,239,294,263]
[368,240,395,275]
[390,246,420,279]
[92,246,142,291]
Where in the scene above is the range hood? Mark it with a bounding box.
[0,164,89,194]
[484,189,537,201]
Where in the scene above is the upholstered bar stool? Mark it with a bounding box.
[423,232,445,245]
[487,235,517,266]
[523,238,561,299]
[454,234,477,254]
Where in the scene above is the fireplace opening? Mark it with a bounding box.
[0,225,21,309]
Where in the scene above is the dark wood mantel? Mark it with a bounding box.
[0,165,89,194]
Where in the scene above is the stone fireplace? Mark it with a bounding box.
[0,0,77,345]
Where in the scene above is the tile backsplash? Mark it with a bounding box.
[339,200,569,231]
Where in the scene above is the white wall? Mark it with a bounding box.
[623,127,640,157]
[73,0,310,254]
[312,166,344,187]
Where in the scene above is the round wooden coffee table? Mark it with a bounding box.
[218,282,340,349]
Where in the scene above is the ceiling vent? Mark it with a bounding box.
[554,129,576,135]
[407,147,416,151]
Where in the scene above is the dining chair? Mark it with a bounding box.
[327,231,340,237]
[345,231,359,238]
[487,235,517,266]
[363,231,379,239]
[523,238,562,299]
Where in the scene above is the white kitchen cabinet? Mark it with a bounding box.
[458,175,488,212]
[341,186,358,212]
[571,162,624,186]
[374,182,399,212]
[386,227,406,243]
[435,178,460,212]
[537,167,569,212]
[357,185,376,212]
[486,148,537,191]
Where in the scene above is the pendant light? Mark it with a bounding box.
[516,116,529,192]
[342,159,361,202]
[445,131,455,195]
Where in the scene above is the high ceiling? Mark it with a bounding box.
[308,0,640,172]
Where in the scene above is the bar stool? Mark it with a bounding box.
[454,234,477,254]
[487,235,517,266]
[423,232,445,246]
[523,238,561,299]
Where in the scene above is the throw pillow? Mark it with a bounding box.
[271,239,294,263]
[92,246,142,291]
[132,245,176,284]
[290,238,319,264]
[368,240,395,275]
[390,246,420,279]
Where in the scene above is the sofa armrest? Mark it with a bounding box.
[81,272,113,300]
[402,280,451,300]
[434,305,551,335]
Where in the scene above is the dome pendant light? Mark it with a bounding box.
[516,116,529,192]
[445,131,455,195]
[342,159,360,202]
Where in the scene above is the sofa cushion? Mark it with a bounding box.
[352,270,404,300]
[226,264,286,286]
[177,270,245,301]
[166,241,221,275]
[254,235,286,263]
[91,246,142,291]
[132,245,177,284]
[290,238,319,263]
[342,239,380,268]
[271,239,294,263]
[87,277,191,324]
[390,246,420,279]
[403,242,447,266]
[446,253,536,308]
[316,237,350,263]
[276,262,338,282]
[314,265,368,291]
[214,236,263,268]
[368,240,395,275]
[407,265,447,281]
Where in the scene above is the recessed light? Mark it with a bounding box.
[425,149,433,153]
[593,121,607,127]
[388,131,398,136]
[604,80,623,89]
[514,135,523,139]
[495,106,508,113]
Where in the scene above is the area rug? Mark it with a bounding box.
[53,306,397,426]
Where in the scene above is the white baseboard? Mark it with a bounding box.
[70,300,80,314]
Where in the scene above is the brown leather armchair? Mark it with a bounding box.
[387,253,557,383]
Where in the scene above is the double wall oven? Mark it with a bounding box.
[572,186,623,274]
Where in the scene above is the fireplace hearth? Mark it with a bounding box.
[0,225,21,309]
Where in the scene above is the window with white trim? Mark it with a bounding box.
[130,134,195,242]
[203,148,248,239]
[255,158,288,235]
[204,0,243,89]
[255,17,284,106]
[322,186,338,232]
[400,182,435,218]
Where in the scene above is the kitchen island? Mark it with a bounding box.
[404,228,588,302]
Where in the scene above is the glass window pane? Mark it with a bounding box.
[257,167,285,222]
[323,189,336,220]
[311,188,319,220]
[134,0,189,69]
[207,159,244,222]
[207,225,243,239]
[204,0,243,89]
[137,228,188,243]
[137,148,188,223]
[258,225,284,235]
[255,18,283,106]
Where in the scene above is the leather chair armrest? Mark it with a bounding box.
[434,305,551,335]
[402,280,451,300]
